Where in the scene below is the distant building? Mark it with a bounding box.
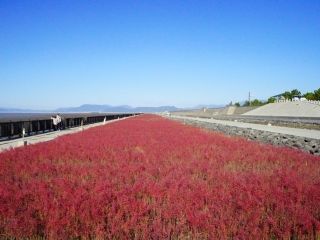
[292,95,307,101]
[272,93,306,102]
[292,96,300,101]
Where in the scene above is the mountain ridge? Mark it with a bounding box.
[0,105,179,113]
[0,103,224,113]
[56,104,180,113]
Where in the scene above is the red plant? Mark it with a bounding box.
[0,114,319,239]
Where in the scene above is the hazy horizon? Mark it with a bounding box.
[0,103,225,111]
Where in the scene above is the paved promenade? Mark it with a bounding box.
[171,116,320,140]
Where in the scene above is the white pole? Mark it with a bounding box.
[22,128,27,146]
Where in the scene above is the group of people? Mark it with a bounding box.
[51,114,62,131]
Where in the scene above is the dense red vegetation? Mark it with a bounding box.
[0,114,319,239]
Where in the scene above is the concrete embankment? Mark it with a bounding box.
[170,116,320,156]
[171,106,258,118]
[244,101,320,117]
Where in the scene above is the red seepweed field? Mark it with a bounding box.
[0,114,319,239]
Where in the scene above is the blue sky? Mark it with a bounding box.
[1,0,319,109]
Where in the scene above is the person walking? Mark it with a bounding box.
[51,115,58,131]
[51,114,62,131]
[56,114,62,130]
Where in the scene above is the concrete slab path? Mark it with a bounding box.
[171,116,320,140]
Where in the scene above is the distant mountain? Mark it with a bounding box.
[0,104,224,114]
[56,104,180,113]
[135,106,179,113]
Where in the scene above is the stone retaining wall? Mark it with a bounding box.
[175,118,320,156]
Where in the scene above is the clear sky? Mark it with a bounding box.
[1,0,319,109]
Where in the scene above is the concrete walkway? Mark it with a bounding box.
[171,116,320,140]
[0,116,133,152]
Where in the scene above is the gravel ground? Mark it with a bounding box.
[170,116,320,156]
